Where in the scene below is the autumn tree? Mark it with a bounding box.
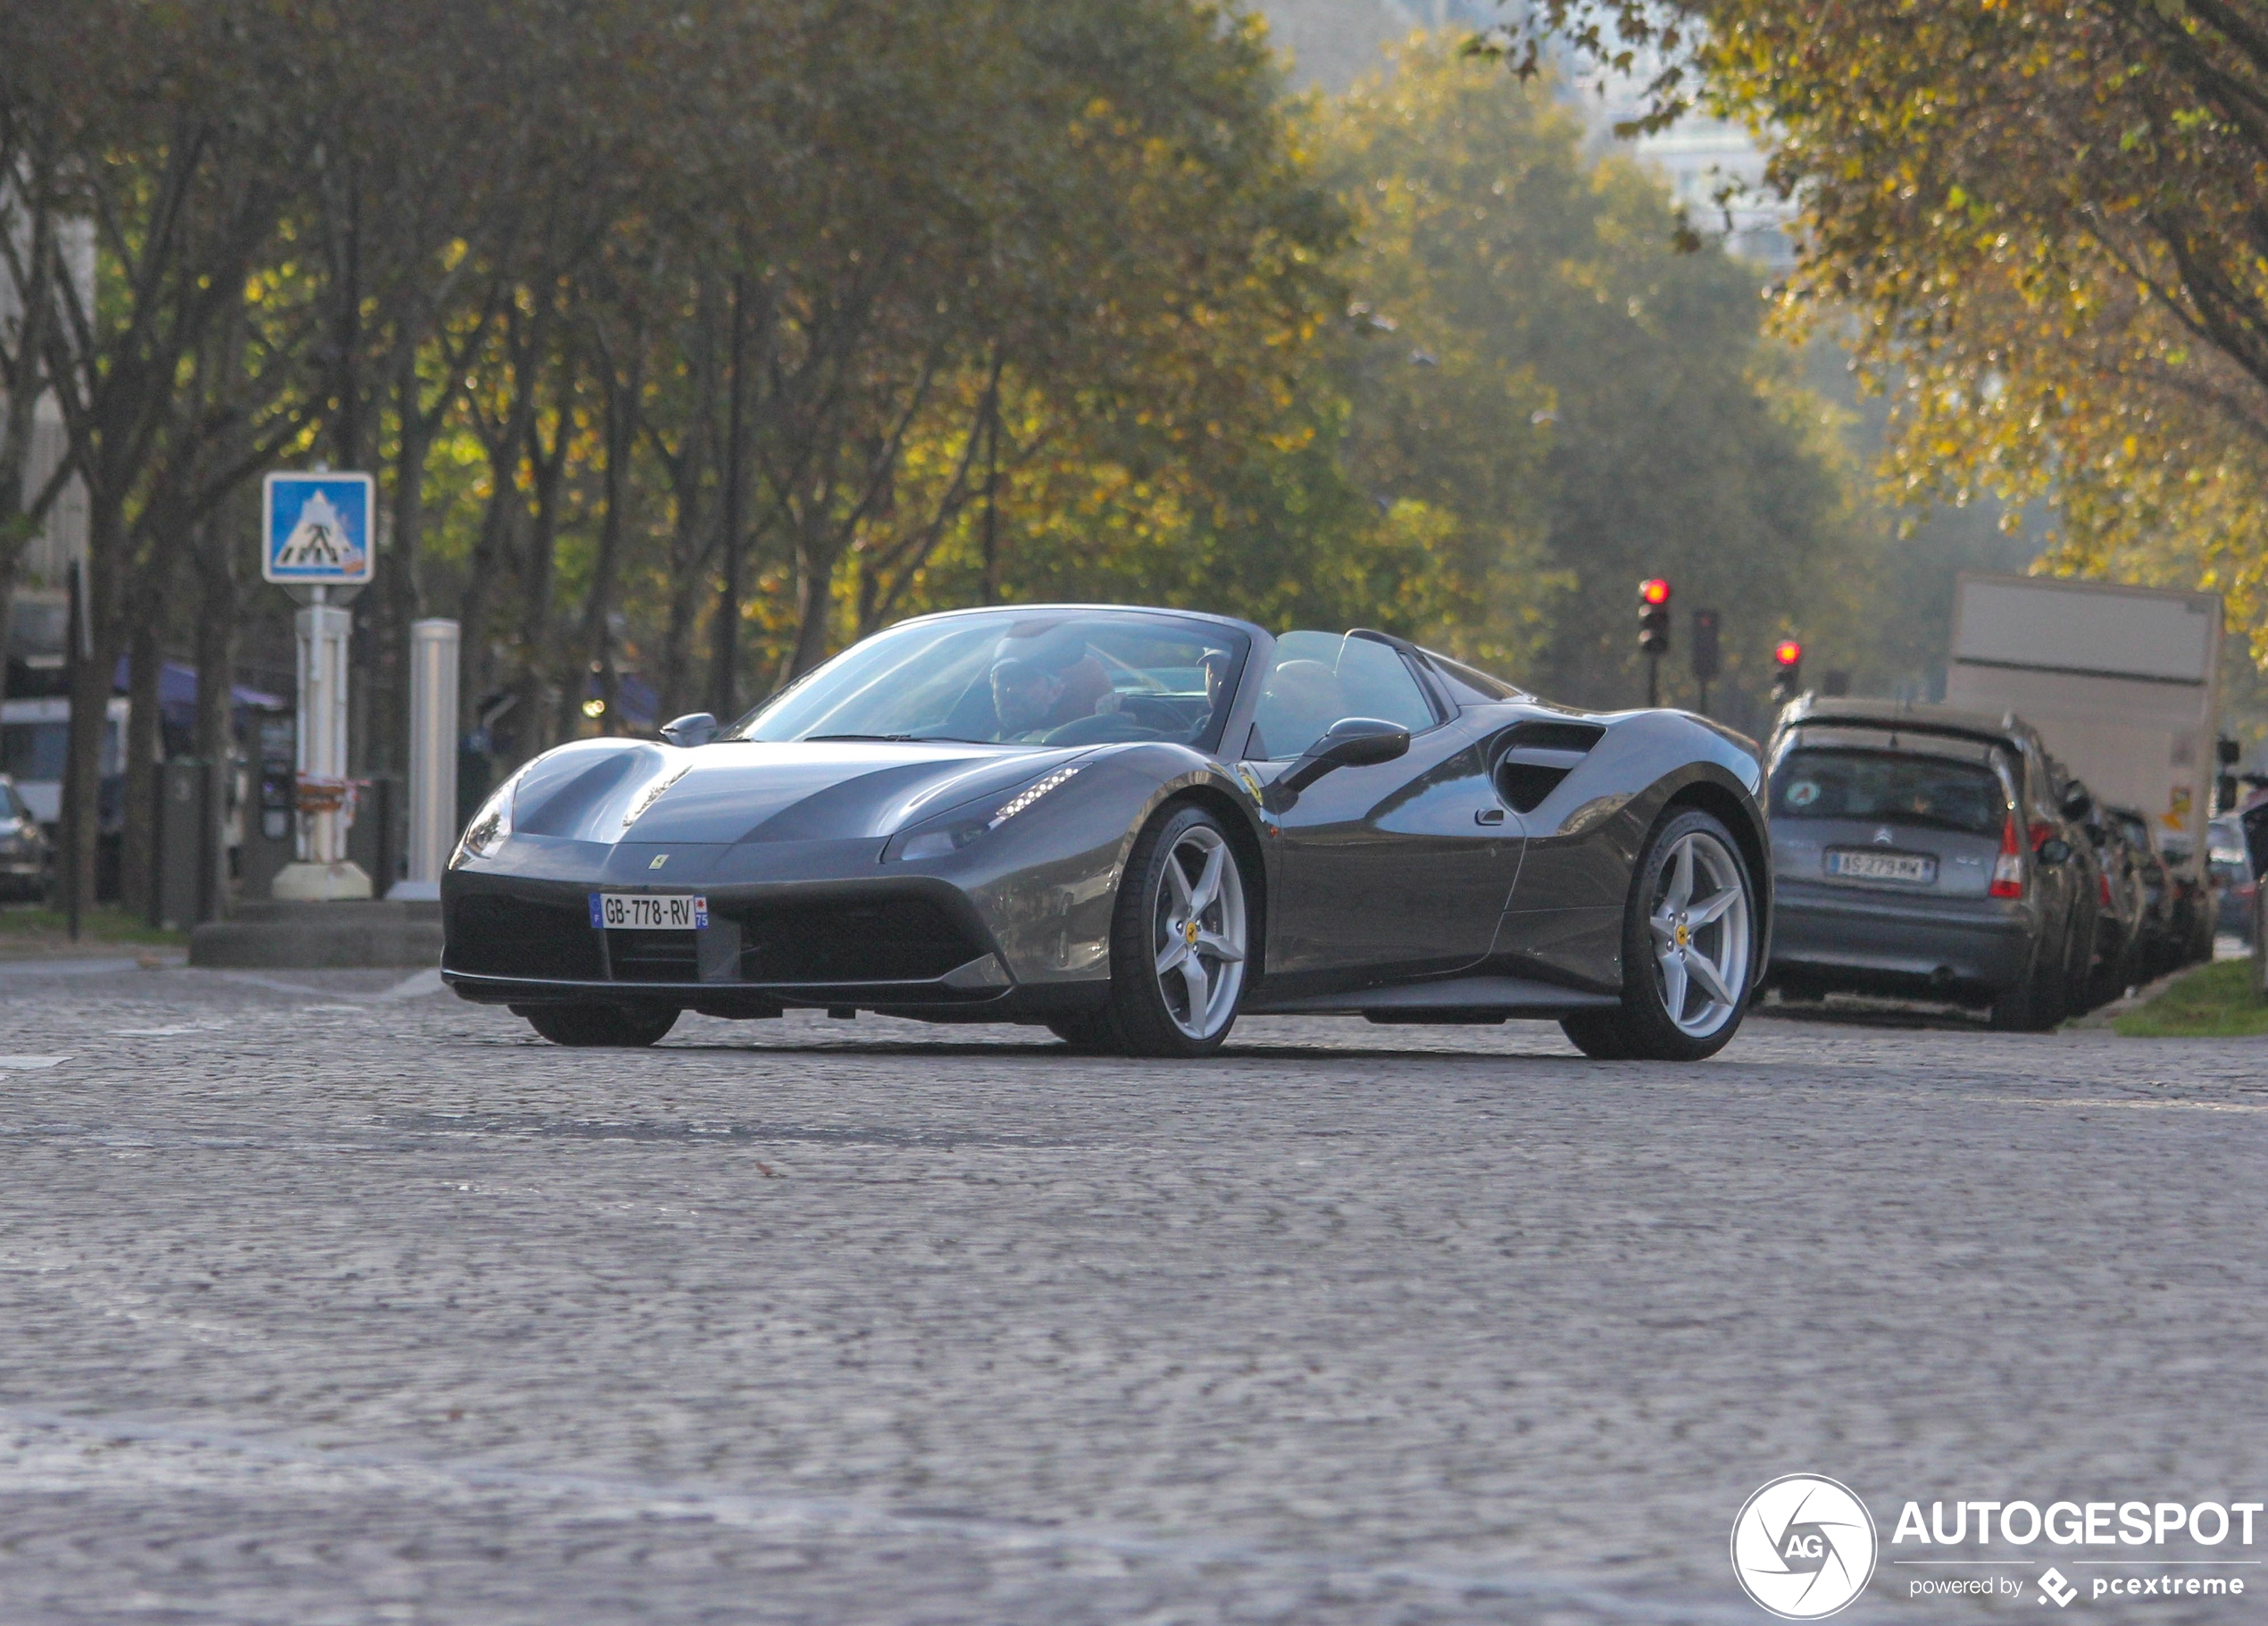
[1477,0,2268,655]
[1315,39,1876,716]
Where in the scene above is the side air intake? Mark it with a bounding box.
[1493,721,1606,813]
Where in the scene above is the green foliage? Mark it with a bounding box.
[2113,956,2268,1038]
[1474,0,2268,667]
[1314,41,1876,715]
[3,3,1887,798]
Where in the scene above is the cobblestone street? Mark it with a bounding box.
[3,958,2264,1623]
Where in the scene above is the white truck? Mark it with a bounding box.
[1945,572,2223,878]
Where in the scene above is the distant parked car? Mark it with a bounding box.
[2210,815,2255,941]
[2067,780,2145,1005]
[0,774,50,901]
[1765,698,2097,1030]
[2104,805,2177,980]
[2160,833,2216,968]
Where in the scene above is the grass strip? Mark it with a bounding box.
[0,905,187,948]
[2114,955,2268,1038]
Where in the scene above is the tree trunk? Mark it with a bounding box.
[707,273,750,720]
[117,603,164,918]
[454,471,517,735]
[783,517,839,686]
[578,352,640,735]
[655,465,709,722]
[518,421,567,762]
[192,534,238,923]
[374,329,438,775]
[59,503,127,921]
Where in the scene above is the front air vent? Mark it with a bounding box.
[1493,721,1605,813]
[447,893,605,980]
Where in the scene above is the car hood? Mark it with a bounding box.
[507,737,1087,847]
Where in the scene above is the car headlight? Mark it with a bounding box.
[888,764,1085,863]
[987,765,1081,828]
[450,777,521,867]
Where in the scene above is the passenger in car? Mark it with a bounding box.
[989,630,1119,739]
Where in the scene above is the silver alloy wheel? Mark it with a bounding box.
[1151,823,1247,1040]
[1647,829,1751,1038]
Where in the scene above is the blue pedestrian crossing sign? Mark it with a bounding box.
[263,471,375,584]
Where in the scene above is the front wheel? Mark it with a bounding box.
[518,1003,680,1047]
[1045,1011,1121,1054]
[1105,804,1250,1058]
[1562,806,1756,1062]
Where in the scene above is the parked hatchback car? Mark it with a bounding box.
[1765,698,2097,1030]
[0,774,50,901]
[2104,805,2177,980]
[2068,781,2146,1005]
[2209,814,2255,941]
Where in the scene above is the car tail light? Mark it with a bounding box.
[1991,813,2025,898]
[2028,820,2055,851]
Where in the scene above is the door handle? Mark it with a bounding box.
[1474,807,1506,826]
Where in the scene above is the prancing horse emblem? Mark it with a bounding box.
[649,854,670,869]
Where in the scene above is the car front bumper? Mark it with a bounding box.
[440,859,1111,1020]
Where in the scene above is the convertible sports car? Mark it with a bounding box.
[443,605,1770,1060]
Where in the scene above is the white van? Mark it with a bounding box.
[0,695,128,829]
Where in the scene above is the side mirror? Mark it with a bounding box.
[1270,717,1413,805]
[2058,781,2092,821]
[2037,837,2073,865]
[660,712,719,748]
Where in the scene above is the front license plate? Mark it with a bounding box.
[1824,848,1937,884]
[589,892,709,930]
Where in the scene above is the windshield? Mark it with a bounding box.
[734,610,1249,750]
[1771,747,2010,838]
[0,721,68,781]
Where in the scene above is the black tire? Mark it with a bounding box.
[1562,805,1758,1063]
[1559,1010,1635,1059]
[2062,888,2101,1014]
[1105,803,1250,1059]
[1045,1011,1121,1053]
[1990,915,2071,1031]
[520,1003,679,1047]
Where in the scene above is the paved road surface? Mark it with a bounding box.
[1,959,2263,1623]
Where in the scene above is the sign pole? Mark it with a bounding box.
[263,471,376,902]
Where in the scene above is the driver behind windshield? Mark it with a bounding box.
[988,627,1118,740]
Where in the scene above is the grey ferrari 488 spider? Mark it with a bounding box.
[443,605,1770,1059]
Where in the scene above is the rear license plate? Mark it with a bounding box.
[1824,848,1937,884]
[589,893,708,930]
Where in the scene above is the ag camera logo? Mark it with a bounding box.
[1731,1475,1879,1619]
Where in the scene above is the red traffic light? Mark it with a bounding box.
[1773,639,1803,667]
[1638,578,1672,606]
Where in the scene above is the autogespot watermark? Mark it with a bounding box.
[1733,1480,2264,1613]
[1731,1475,1880,1619]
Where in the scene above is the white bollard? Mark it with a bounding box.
[391,618,460,901]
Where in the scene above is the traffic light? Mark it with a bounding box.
[1772,638,1804,705]
[1689,609,1721,682]
[1638,579,1672,656]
